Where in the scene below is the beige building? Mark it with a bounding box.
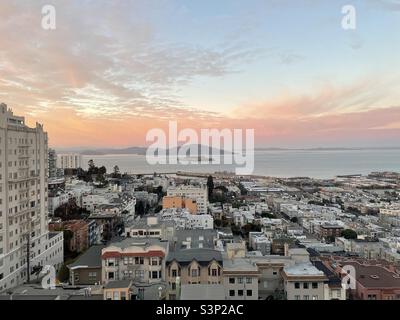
[162,196,198,214]
[103,280,133,300]
[0,104,64,292]
[281,262,328,300]
[101,238,168,285]
[166,248,223,300]
[223,258,260,300]
[57,153,82,170]
[167,185,208,214]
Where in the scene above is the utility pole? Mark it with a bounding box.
[26,231,30,283]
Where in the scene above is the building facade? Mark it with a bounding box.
[167,185,208,214]
[0,104,64,291]
[281,262,328,300]
[101,238,168,285]
[166,248,223,300]
[57,153,82,170]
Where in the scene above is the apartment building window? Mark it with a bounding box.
[172,269,177,277]
[150,271,161,279]
[294,282,300,289]
[107,259,116,267]
[238,290,244,297]
[135,270,144,280]
[304,295,309,300]
[88,272,97,281]
[151,258,159,266]
[135,257,144,265]
[229,290,235,297]
[312,282,318,289]
[211,269,217,277]
[191,269,199,277]
[246,290,252,297]
[303,282,309,289]
[108,272,115,280]
[295,295,300,300]
[312,295,318,300]
[246,277,252,284]
[238,277,243,284]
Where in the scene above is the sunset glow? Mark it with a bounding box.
[1,0,400,148]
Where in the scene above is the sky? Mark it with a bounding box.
[1,0,400,148]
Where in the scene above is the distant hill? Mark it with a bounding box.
[77,145,232,156]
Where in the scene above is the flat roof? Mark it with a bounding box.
[104,280,132,289]
[68,245,106,269]
[283,262,326,277]
[339,261,400,288]
[181,284,225,300]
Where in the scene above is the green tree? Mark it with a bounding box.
[207,175,214,199]
[88,159,95,171]
[57,263,70,283]
[341,229,358,239]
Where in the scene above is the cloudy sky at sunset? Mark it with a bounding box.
[1,0,400,148]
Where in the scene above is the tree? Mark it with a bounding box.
[341,229,358,240]
[112,165,121,178]
[57,263,70,283]
[136,201,145,216]
[207,175,214,199]
[262,212,276,219]
[88,159,95,171]
[99,166,107,175]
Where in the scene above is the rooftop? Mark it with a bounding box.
[283,262,326,277]
[104,280,132,289]
[180,284,225,300]
[338,261,400,288]
[167,248,223,265]
[223,258,259,272]
[68,245,106,269]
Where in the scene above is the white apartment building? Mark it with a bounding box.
[0,104,64,292]
[57,153,82,169]
[167,185,208,214]
[223,258,259,300]
[159,209,213,230]
[281,262,328,300]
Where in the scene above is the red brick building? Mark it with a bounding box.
[336,260,400,300]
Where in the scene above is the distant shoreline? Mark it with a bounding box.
[56,146,400,155]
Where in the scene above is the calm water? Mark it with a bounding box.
[82,149,400,179]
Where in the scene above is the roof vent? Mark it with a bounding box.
[370,275,380,279]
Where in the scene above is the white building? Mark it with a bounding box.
[167,185,208,214]
[159,209,213,230]
[223,258,259,300]
[0,104,64,292]
[48,191,70,216]
[57,153,82,169]
[249,232,271,255]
